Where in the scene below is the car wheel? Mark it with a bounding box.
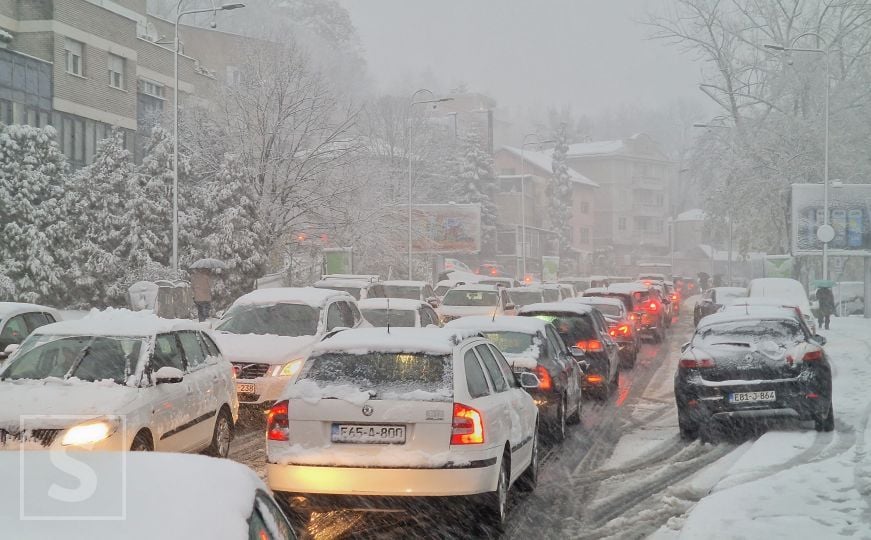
[678,408,698,441]
[699,421,721,444]
[597,378,611,401]
[517,428,538,492]
[567,394,582,425]
[551,398,567,442]
[130,430,153,451]
[621,349,636,370]
[480,452,510,530]
[815,401,835,432]
[205,409,234,458]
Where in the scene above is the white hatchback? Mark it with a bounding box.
[265,327,541,529]
[0,309,238,455]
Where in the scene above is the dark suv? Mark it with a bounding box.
[584,283,666,343]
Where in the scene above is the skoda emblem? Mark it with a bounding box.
[362,405,374,416]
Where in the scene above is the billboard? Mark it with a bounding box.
[541,256,560,282]
[791,184,871,256]
[408,204,481,254]
[763,255,793,278]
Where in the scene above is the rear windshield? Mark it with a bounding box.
[696,320,803,345]
[442,290,498,307]
[507,290,543,306]
[585,292,632,312]
[216,303,319,337]
[361,309,416,328]
[527,313,596,344]
[434,285,450,296]
[314,285,362,300]
[302,352,452,400]
[481,331,536,354]
[587,303,623,317]
[383,285,421,300]
[542,289,560,302]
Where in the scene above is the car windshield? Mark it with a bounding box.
[587,303,623,317]
[216,303,319,337]
[508,290,543,306]
[442,290,498,307]
[542,289,560,302]
[383,285,421,300]
[302,352,452,400]
[434,285,450,296]
[482,331,536,354]
[361,309,416,328]
[1,334,143,384]
[314,285,362,300]
[529,314,596,343]
[696,320,803,346]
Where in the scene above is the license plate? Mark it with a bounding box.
[331,424,406,444]
[729,390,776,403]
[236,383,256,394]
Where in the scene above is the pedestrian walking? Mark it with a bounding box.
[191,268,213,322]
[816,285,835,330]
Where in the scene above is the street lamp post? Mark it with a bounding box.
[406,89,452,280]
[764,33,832,280]
[519,134,555,279]
[172,1,244,276]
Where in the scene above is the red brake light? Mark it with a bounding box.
[802,350,823,362]
[490,268,498,276]
[585,374,604,384]
[535,365,553,391]
[451,403,484,445]
[576,339,604,352]
[266,400,289,441]
[671,294,679,302]
[679,357,715,369]
[647,302,659,312]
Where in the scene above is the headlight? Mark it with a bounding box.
[273,358,304,377]
[61,420,116,446]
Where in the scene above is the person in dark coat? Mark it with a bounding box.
[816,286,835,330]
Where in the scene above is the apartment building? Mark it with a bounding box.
[0,0,248,166]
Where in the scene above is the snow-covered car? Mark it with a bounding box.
[748,278,817,333]
[445,316,583,441]
[312,274,386,300]
[693,286,748,326]
[0,452,296,539]
[358,298,441,327]
[586,283,667,342]
[433,272,483,301]
[0,309,238,455]
[213,287,368,408]
[504,286,544,313]
[540,283,568,302]
[265,327,541,529]
[381,280,439,306]
[0,302,61,361]
[676,308,833,442]
[438,284,508,324]
[569,296,640,368]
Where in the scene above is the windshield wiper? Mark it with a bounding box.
[64,343,93,379]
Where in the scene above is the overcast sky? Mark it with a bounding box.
[340,0,709,115]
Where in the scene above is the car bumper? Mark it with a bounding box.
[676,379,829,423]
[267,459,500,497]
[235,375,292,405]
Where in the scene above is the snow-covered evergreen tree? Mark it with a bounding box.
[129,126,178,268]
[458,131,499,257]
[0,125,69,303]
[549,123,574,269]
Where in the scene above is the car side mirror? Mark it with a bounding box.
[215,310,225,319]
[518,371,540,390]
[813,335,827,346]
[680,342,691,352]
[427,297,440,308]
[0,343,19,359]
[576,359,590,373]
[505,303,515,311]
[154,366,184,384]
[569,346,586,358]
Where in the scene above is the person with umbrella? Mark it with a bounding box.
[815,281,836,331]
[189,259,226,322]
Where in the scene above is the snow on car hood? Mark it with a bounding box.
[212,332,319,365]
[0,379,139,429]
[438,305,499,318]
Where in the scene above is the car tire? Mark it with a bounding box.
[567,394,582,425]
[551,398,567,442]
[204,409,234,458]
[699,421,721,444]
[517,428,538,492]
[815,401,835,432]
[597,378,611,401]
[621,349,636,370]
[678,408,699,441]
[131,430,153,451]
[480,452,510,531]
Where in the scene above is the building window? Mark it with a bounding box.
[140,80,165,99]
[654,220,664,233]
[655,192,664,207]
[618,217,627,231]
[65,39,84,76]
[580,201,590,214]
[580,227,590,243]
[634,216,652,232]
[108,54,124,89]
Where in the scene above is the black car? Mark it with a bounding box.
[585,283,666,343]
[692,286,747,327]
[518,302,621,400]
[675,309,833,442]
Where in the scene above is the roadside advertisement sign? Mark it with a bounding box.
[791,183,871,256]
[541,256,560,282]
[763,255,793,278]
[324,248,353,274]
[408,204,481,254]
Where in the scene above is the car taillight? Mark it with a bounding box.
[802,350,823,362]
[609,324,631,337]
[671,294,679,302]
[647,302,659,313]
[451,403,484,445]
[585,374,604,384]
[576,339,604,352]
[535,365,553,391]
[490,268,498,276]
[679,357,715,369]
[628,312,639,321]
[266,400,289,441]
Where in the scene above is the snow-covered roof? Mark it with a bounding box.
[445,315,549,335]
[451,283,500,292]
[596,283,650,294]
[500,146,599,188]
[230,287,350,308]
[564,139,625,157]
[0,452,265,540]
[358,298,427,311]
[697,308,801,328]
[312,327,480,355]
[314,279,373,289]
[697,244,766,261]
[569,296,625,309]
[0,302,60,320]
[382,280,429,287]
[31,308,202,337]
[506,286,542,292]
[676,208,706,222]
[517,302,595,317]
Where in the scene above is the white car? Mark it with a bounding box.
[358,298,441,327]
[382,280,439,305]
[438,284,508,324]
[0,309,238,455]
[0,452,296,539]
[0,302,62,361]
[748,278,817,333]
[265,327,541,529]
[312,274,385,300]
[213,287,367,408]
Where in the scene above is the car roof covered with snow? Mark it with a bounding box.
[596,283,650,294]
[313,327,481,356]
[313,278,376,289]
[382,280,429,288]
[569,296,626,309]
[444,315,551,335]
[30,308,202,337]
[0,302,61,320]
[696,307,802,329]
[0,452,270,540]
[449,283,500,292]
[357,298,427,311]
[230,286,351,308]
[506,286,542,292]
[517,302,596,317]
